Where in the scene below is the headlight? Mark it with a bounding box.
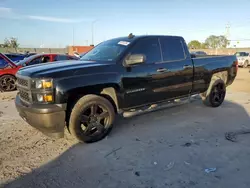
[35,79,53,89]
[36,93,53,102]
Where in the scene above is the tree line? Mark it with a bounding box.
[1,37,19,49]
[188,35,229,49]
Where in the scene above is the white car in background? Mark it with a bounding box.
[235,52,250,68]
[73,51,80,58]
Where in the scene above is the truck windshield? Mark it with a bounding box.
[235,52,248,57]
[80,39,130,61]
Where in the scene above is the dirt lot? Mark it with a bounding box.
[0,68,250,188]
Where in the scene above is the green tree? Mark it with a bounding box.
[201,42,208,49]
[188,40,201,49]
[3,38,10,48]
[205,35,229,49]
[9,37,19,50]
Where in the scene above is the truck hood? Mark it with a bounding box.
[17,60,113,78]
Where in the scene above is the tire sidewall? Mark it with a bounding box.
[69,95,115,143]
[208,80,226,107]
[0,75,16,92]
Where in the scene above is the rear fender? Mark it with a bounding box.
[204,71,228,97]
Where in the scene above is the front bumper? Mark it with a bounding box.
[15,95,66,139]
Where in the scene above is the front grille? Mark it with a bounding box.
[19,90,30,103]
[17,78,28,87]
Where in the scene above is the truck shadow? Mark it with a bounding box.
[3,97,250,188]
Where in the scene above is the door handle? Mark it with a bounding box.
[157,68,168,72]
[183,65,192,69]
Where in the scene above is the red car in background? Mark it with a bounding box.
[0,53,78,92]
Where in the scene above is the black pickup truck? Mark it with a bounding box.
[15,34,238,143]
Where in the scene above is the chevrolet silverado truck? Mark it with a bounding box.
[15,34,238,143]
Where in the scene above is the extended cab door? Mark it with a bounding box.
[157,36,194,99]
[121,37,164,109]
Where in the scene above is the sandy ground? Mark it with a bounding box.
[0,68,250,188]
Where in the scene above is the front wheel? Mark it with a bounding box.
[69,94,115,143]
[201,81,226,107]
[0,75,16,92]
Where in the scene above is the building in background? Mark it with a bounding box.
[68,46,94,56]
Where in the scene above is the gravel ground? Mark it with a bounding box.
[0,68,250,188]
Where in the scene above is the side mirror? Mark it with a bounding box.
[125,54,145,66]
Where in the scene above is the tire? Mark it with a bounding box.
[201,80,226,107]
[0,75,16,92]
[69,94,115,143]
[243,61,248,68]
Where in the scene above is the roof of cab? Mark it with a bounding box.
[108,34,184,42]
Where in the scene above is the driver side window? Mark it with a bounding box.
[128,37,161,64]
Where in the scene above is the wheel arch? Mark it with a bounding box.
[203,71,227,98]
[65,84,121,125]
[0,73,16,79]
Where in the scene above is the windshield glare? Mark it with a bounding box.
[80,39,129,61]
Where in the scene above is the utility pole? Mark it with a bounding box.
[91,20,97,45]
[225,22,230,47]
[72,26,75,46]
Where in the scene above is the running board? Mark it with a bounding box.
[122,94,200,118]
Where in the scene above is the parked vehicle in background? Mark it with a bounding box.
[0,53,78,92]
[15,53,78,67]
[5,53,27,62]
[190,51,207,58]
[73,51,80,58]
[5,52,38,62]
[234,52,250,68]
[0,53,21,92]
[15,34,238,143]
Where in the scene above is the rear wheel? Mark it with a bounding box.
[0,75,16,92]
[202,81,226,107]
[69,94,115,143]
[243,61,248,68]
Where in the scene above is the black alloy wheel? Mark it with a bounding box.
[80,103,110,137]
[210,82,226,107]
[69,94,115,143]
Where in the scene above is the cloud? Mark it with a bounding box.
[0,6,12,16]
[0,6,23,19]
[0,6,92,23]
[0,7,11,13]
[27,15,83,23]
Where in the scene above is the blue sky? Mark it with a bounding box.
[0,0,250,48]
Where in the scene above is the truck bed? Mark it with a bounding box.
[191,55,238,93]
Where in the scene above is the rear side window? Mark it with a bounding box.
[160,37,185,62]
[55,55,69,61]
[29,55,50,66]
[128,37,161,64]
